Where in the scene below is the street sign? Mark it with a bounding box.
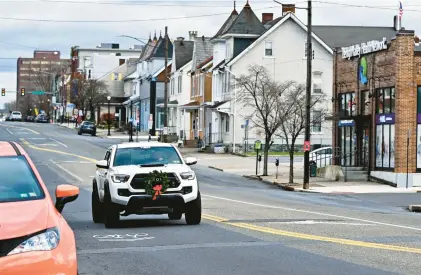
[254,140,262,151]
[304,141,311,152]
[31,90,45,95]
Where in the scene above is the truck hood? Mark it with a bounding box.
[113,164,191,175]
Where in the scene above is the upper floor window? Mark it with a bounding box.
[170,78,175,96]
[177,75,182,94]
[313,71,322,94]
[376,87,395,114]
[311,110,322,132]
[339,92,356,117]
[265,41,273,56]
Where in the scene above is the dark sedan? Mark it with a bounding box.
[35,114,49,123]
[78,121,96,136]
[25,116,35,122]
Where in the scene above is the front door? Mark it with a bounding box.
[359,121,370,167]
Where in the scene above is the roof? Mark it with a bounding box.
[192,36,213,70]
[138,36,173,62]
[152,60,173,77]
[227,13,333,67]
[0,141,22,156]
[116,142,174,149]
[220,2,265,38]
[312,26,398,48]
[264,16,284,30]
[212,9,238,40]
[173,40,194,70]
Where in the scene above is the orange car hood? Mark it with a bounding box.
[0,199,50,240]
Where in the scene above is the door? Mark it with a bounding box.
[208,122,212,144]
[97,149,111,200]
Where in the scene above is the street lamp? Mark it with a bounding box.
[107,96,111,136]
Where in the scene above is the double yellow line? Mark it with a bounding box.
[18,138,421,254]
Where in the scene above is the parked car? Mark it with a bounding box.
[35,114,49,123]
[9,111,22,121]
[25,116,35,122]
[78,121,96,136]
[0,141,79,274]
[5,115,10,121]
[92,143,201,228]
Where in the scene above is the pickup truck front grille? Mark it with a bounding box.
[130,173,181,190]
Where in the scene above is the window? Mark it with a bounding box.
[0,156,45,203]
[361,90,371,115]
[312,110,322,132]
[225,115,230,132]
[31,61,40,64]
[113,147,182,167]
[178,75,182,94]
[339,92,356,116]
[21,60,30,64]
[376,125,395,169]
[200,74,204,96]
[40,61,50,65]
[170,78,175,95]
[119,59,125,66]
[313,71,322,93]
[376,87,395,114]
[265,41,273,56]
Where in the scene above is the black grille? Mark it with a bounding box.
[130,173,181,190]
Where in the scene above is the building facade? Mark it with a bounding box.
[332,28,421,187]
[16,51,70,115]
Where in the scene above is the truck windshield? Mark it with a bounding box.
[113,146,182,167]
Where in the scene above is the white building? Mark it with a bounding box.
[168,37,194,141]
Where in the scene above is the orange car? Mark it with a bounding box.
[0,141,79,275]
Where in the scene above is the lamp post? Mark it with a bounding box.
[107,96,111,136]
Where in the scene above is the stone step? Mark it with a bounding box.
[341,166,367,172]
[339,170,369,181]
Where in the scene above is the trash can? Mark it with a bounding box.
[309,162,317,177]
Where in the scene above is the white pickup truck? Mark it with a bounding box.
[10,111,22,121]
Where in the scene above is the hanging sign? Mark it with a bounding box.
[376,114,395,125]
[338,120,355,127]
[342,37,387,59]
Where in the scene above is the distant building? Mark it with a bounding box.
[16,50,71,115]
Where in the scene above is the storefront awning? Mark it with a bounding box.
[156,100,178,108]
[181,101,200,112]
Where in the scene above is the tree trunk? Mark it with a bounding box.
[288,139,296,184]
[263,136,271,176]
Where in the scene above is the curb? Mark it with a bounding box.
[408,205,421,212]
[208,166,224,172]
[242,175,297,191]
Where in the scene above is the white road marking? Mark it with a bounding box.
[93,233,155,242]
[202,194,421,232]
[62,160,92,164]
[38,144,59,147]
[49,138,67,148]
[269,220,375,226]
[27,138,46,140]
[6,128,13,135]
[50,159,83,182]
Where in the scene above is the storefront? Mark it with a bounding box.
[332,29,421,187]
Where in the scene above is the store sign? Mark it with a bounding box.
[376,113,395,124]
[342,37,387,59]
[338,120,355,127]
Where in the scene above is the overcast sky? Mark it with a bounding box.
[0,0,419,108]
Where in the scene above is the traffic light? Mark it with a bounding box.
[275,158,279,167]
[20,88,25,96]
[1,88,4,96]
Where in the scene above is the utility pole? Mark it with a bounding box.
[163,26,169,142]
[303,0,312,189]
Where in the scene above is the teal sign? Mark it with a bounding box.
[32,90,45,95]
[359,57,368,85]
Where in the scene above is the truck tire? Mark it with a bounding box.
[91,181,104,223]
[103,183,120,228]
[185,191,201,225]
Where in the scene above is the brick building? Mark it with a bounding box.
[332,28,421,187]
[16,51,70,115]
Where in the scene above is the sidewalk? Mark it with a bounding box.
[179,150,421,194]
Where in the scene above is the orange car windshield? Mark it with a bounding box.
[0,156,45,203]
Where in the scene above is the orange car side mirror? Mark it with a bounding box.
[55,184,80,213]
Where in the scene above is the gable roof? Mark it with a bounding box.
[173,40,194,70]
[221,2,266,38]
[312,26,397,49]
[227,12,333,67]
[192,36,213,71]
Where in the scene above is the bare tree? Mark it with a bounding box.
[84,79,108,123]
[70,77,88,118]
[4,100,16,112]
[236,65,295,176]
[276,84,328,183]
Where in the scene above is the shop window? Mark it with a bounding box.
[339,92,356,117]
[417,86,421,114]
[375,125,395,169]
[376,87,395,114]
[361,90,371,115]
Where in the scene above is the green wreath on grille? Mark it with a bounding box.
[144,170,170,199]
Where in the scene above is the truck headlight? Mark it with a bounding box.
[180,171,195,180]
[111,174,130,183]
[8,227,60,256]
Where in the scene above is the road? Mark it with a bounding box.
[2,121,421,274]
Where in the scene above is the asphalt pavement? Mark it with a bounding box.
[2,121,421,274]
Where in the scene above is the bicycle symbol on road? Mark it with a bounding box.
[93,233,155,242]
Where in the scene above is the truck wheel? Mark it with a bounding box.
[168,210,182,220]
[92,182,104,223]
[103,184,120,228]
[185,191,201,225]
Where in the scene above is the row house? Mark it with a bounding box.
[123,33,173,135]
[168,36,194,142]
[180,35,213,147]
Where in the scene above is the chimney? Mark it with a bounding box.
[189,31,198,41]
[282,4,296,16]
[262,13,273,24]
